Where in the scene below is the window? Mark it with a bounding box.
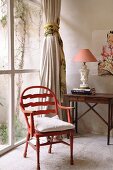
[0,0,42,155]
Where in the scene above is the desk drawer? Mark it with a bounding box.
[69,96,110,104]
[78,97,110,104]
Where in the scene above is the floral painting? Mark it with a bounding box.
[92,30,113,75]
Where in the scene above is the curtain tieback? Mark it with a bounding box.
[44,23,59,36]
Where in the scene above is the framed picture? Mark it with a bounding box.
[92,30,113,76]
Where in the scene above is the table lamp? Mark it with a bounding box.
[74,49,97,89]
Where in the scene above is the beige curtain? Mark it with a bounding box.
[40,0,66,102]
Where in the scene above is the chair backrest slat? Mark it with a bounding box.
[23,93,53,99]
[23,101,55,107]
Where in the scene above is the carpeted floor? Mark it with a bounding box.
[0,134,113,170]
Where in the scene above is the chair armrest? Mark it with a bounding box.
[20,105,35,137]
[23,109,33,114]
[30,112,35,137]
[58,103,74,110]
[58,103,74,123]
[20,104,32,114]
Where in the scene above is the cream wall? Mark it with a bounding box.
[60,0,113,135]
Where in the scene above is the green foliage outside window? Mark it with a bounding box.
[0,123,8,144]
[0,115,26,145]
[14,115,26,142]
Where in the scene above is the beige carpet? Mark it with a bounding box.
[0,134,113,170]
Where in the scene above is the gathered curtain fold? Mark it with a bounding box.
[40,0,66,103]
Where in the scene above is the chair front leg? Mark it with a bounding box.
[70,131,74,165]
[24,132,30,158]
[36,137,40,170]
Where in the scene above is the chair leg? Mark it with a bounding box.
[70,131,74,165]
[48,136,53,153]
[36,137,40,170]
[24,133,30,158]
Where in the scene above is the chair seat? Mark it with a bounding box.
[35,116,75,132]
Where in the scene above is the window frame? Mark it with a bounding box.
[0,0,40,155]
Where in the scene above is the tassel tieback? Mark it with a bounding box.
[44,23,59,36]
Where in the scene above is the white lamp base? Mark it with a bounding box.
[79,62,89,89]
[80,83,89,89]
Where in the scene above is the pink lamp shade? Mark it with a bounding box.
[74,49,97,62]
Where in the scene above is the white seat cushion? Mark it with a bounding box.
[35,116,75,132]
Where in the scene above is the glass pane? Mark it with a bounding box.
[0,74,10,150]
[14,0,42,70]
[0,0,9,70]
[14,72,40,143]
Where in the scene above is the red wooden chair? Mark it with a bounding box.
[20,86,74,170]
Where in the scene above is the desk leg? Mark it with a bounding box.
[71,102,74,124]
[75,102,78,133]
[63,96,70,122]
[107,103,111,145]
[112,105,113,133]
[71,102,78,133]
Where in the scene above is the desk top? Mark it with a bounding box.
[64,93,113,98]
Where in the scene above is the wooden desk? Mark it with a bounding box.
[63,93,113,145]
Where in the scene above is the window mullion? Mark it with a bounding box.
[8,0,14,146]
